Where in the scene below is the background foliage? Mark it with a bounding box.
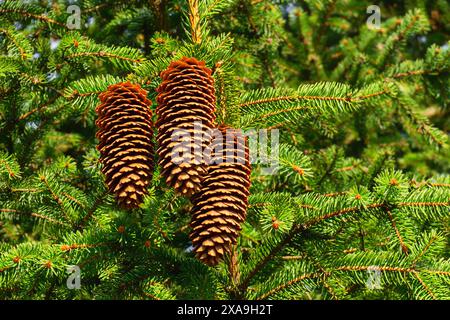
[0,0,449,300]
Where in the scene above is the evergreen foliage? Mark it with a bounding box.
[0,0,449,300]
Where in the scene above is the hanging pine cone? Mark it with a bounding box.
[156,57,216,197]
[95,82,154,209]
[189,125,251,266]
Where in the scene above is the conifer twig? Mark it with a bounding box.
[65,51,143,63]
[60,242,107,251]
[0,28,28,59]
[240,198,449,294]
[78,192,107,229]
[315,0,336,46]
[238,89,390,108]
[11,188,40,192]
[188,0,202,44]
[39,175,72,225]
[411,234,438,267]
[0,159,15,177]
[226,245,241,298]
[411,272,436,299]
[385,209,409,255]
[256,272,323,300]
[0,9,67,28]
[239,224,304,292]
[18,95,60,121]
[0,208,68,226]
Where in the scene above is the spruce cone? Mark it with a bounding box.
[156,57,216,197]
[190,126,251,266]
[95,82,154,209]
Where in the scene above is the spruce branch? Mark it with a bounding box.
[376,9,430,67]
[386,209,409,255]
[0,0,448,301]
[239,224,304,292]
[224,245,241,298]
[399,201,449,208]
[0,209,68,226]
[0,154,20,179]
[77,192,108,230]
[60,242,107,252]
[62,47,145,69]
[0,8,67,28]
[296,8,326,79]
[334,265,442,300]
[410,233,440,268]
[18,95,60,121]
[0,27,33,59]
[315,0,337,46]
[188,0,202,44]
[302,203,385,228]
[239,186,449,296]
[256,272,323,300]
[149,0,168,30]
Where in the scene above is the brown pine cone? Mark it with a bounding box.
[95,82,154,209]
[156,57,216,197]
[190,125,251,266]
